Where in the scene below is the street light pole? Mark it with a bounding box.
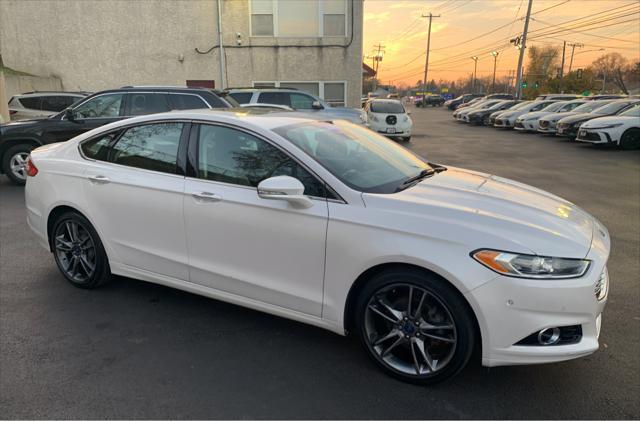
[471,56,478,93]
[515,0,534,99]
[421,12,440,105]
[490,51,499,93]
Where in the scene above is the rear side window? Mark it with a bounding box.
[169,94,208,110]
[80,132,120,161]
[128,93,172,116]
[258,92,290,106]
[110,123,184,174]
[19,97,42,110]
[228,92,253,104]
[41,96,72,112]
[290,93,315,110]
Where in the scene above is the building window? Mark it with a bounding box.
[252,81,346,107]
[250,0,347,38]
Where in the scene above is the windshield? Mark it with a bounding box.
[274,120,433,194]
[539,102,567,112]
[620,105,640,117]
[486,100,508,110]
[593,101,639,115]
[573,100,613,113]
[508,101,531,110]
[370,101,405,114]
[558,101,586,112]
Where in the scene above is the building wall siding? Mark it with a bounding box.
[0,0,363,107]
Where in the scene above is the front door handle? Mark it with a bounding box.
[192,191,222,202]
[88,175,110,184]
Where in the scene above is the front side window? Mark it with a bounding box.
[290,93,316,109]
[129,93,171,116]
[74,94,124,119]
[196,124,326,197]
[110,123,183,174]
[620,105,640,117]
[274,120,433,194]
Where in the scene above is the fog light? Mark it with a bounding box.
[595,267,608,301]
[537,327,561,345]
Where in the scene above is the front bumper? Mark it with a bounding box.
[576,128,613,144]
[493,118,514,128]
[514,120,539,131]
[556,124,579,138]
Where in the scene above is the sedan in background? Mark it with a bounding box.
[514,100,586,132]
[25,110,609,385]
[556,99,640,139]
[444,93,484,110]
[365,98,412,141]
[456,100,503,122]
[493,100,557,128]
[576,105,640,149]
[538,100,615,135]
[488,101,530,126]
[467,100,522,125]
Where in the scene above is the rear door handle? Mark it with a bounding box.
[88,175,110,184]
[192,191,222,202]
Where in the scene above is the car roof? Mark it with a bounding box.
[17,91,89,97]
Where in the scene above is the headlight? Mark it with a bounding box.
[472,249,590,279]
[403,115,409,122]
[588,123,623,129]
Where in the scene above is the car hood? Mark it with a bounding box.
[581,115,635,128]
[558,112,601,124]
[362,167,594,258]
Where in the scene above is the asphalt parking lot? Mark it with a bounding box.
[1,106,639,419]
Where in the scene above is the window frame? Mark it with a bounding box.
[186,120,343,202]
[251,81,347,107]
[249,0,348,38]
[77,119,192,177]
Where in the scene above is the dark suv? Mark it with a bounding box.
[0,86,235,184]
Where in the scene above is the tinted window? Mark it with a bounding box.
[228,92,253,104]
[19,97,41,110]
[41,96,73,112]
[593,101,639,115]
[530,101,555,111]
[370,101,405,113]
[129,93,171,116]
[110,123,183,174]
[169,94,208,110]
[290,93,315,109]
[258,92,290,106]
[573,100,613,113]
[620,105,640,117]
[80,132,120,161]
[74,94,124,118]
[196,124,325,197]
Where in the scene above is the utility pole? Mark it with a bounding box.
[567,42,584,73]
[372,43,385,91]
[515,0,534,99]
[421,12,440,105]
[490,51,499,93]
[471,56,479,93]
[559,40,566,93]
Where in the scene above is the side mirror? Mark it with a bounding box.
[64,108,77,121]
[311,101,323,110]
[257,176,313,208]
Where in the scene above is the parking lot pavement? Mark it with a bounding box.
[1,106,639,419]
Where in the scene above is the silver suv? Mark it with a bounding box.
[8,91,89,120]
[226,88,366,125]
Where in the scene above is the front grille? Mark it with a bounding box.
[495,119,502,125]
[514,121,524,128]
[581,131,602,142]
[386,115,397,125]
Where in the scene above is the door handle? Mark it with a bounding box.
[87,175,110,184]
[192,191,222,202]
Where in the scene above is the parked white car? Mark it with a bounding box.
[514,100,586,132]
[576,105,640,149]
[493,100,557,128]
[538,100,615,134]
[25,110,609,384]
[456,100,502,122]
[364,99,412,141]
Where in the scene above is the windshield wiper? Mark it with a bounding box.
[428,162,448,173]
[395,168,436,192]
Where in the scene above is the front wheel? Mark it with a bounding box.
[355,268,475,384]
[51,212,112,289]
[2,144,34,185]
[620,128,640,150]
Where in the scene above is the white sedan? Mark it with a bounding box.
[514,100,586,132]
[576,105,640,149]
[25,110,609,384]
[364,99,412,141]
[493,100,557,128]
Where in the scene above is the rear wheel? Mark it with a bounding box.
[401,136,411,142]
[51,212,111,289]
[355,268,475,384]
[2,143,34,185]
[620,128,640,150]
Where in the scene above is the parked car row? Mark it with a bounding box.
[452,96,640,150]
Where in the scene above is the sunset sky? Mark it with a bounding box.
[363,0,640,86]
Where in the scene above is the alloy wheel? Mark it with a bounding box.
[9,152,30,181]
[54,220,97,283]
[364,283,457,376]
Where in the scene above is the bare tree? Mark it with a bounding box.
[590,53,630,94]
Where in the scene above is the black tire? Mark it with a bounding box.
[2,143,35,185]
[402,136,411,142]
[51,211,111,289]
[354,267,476,385]
[620,128,640,150]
